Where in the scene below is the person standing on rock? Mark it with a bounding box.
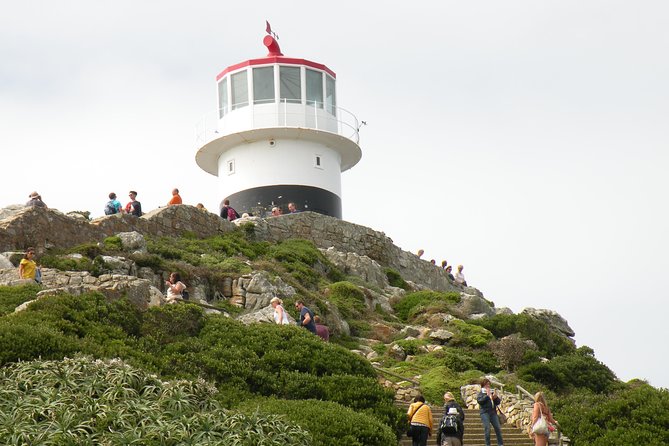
[18,247,41,284]
[220,199,240,221]
[294,300,317,334]
[407,395,433,446]
[477,378,504,446]
[437,392,465,446]
[270,297,290,325]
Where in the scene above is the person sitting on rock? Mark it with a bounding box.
[167,188,182,206]
[454,264,467,287]
[26,192,47,208]
[165,272,186,304]
[445,265,455,281]
[125,191,143,217]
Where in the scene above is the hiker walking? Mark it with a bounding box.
[437,392,465,446]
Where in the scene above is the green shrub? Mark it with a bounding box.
[470,313,575,358]
[384,268,409,290]
[237,398,397,446]
[392,291,460,322]
[448,319,494,348]
[266,239,332,288]
[518,346,616,393]
[103,235,123,251]
[140,304,206,344]
[552,383,669,446]
[0,284,41,317]
[327,282,366,319]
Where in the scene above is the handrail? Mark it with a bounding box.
[195,99,361,148]
[372,365,420,386]
[516,384,535,401]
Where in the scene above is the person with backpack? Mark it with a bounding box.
[125,191,143,217]
[437,392,465,446]
[220,199,239,221]
[104,192,122,215]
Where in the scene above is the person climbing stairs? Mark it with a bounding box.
[398,403,534,446]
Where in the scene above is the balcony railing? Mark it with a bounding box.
[196,99,360,148]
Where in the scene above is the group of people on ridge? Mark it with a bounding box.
[417,249,468,287]
[407,378,558,446]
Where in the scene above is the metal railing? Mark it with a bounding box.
[195,99,360,148]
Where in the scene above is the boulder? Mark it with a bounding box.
[522,308,575,337]
[320,247,389,289]
[0,254,13,269]
[454,293,496,319]
[117,231,147,254]
[389,343,407,361]
[428,329,454,344]
[369,322,397,343]
[101,255,137,276]
[244,271,295,310]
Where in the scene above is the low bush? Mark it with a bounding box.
[448,319,494,348]
[518,346,616,393]
[470,313,575,358]
[237,397,398,446]
[384,268,409,290]
[326,282,366,319]
[392,291,461,322]
[0,284,40,316]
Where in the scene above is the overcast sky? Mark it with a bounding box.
[2,1,668,389]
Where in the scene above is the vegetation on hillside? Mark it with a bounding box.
[1,227,667,445]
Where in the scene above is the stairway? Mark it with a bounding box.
[399,406,534,446]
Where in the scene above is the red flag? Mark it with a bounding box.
[266,20,272,35]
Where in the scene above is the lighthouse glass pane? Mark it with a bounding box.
[280,66,301,103]
[218,78,228,118]
[326,75,336,116]
[306,69,323,108]
[231,71,248,110]
[253,67,275,104]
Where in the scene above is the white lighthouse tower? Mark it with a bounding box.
[195,24,362,218]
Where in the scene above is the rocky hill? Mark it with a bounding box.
[0,205,666,446]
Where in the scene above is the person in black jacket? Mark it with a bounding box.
[437,392,465,446]
[477,378,504,446]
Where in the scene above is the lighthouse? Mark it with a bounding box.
[195,24,362,219]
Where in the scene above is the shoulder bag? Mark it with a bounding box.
[532,405,549,435]
[407,402,425,438]
[496,406,507,424]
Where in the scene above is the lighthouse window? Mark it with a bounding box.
[218,78,228,118]
[314,155,322,168]
[280,66,301,103]
[231,71,248,110]
[306,69,323,108]
[227,159,235,175]
[253,67,275,104]
[325,75,336,116]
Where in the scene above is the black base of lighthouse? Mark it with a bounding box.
[222,185,342,219]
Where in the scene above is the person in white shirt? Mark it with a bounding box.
[454,265,467,287]
[165,272,186,304]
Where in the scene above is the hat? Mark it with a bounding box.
[448,407,459,415]
[28,191,40,199]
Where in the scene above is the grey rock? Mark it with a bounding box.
[454,293,496,319]
[0,255,13,269]
[237,305,296,325]
[117,231,147,253]
[429,329,454,344]
[522,308,576,337]
[389,343,407,361]
[320,247,389,289]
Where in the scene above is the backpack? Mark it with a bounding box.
[131,201,143,217]
[104,201,117,215]
[440,413,459,435]
[227,207,239,221]
[181,289,189,300]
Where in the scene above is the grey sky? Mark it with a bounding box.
[2,1,667,388]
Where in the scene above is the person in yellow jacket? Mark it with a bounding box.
[407,395,433,446]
